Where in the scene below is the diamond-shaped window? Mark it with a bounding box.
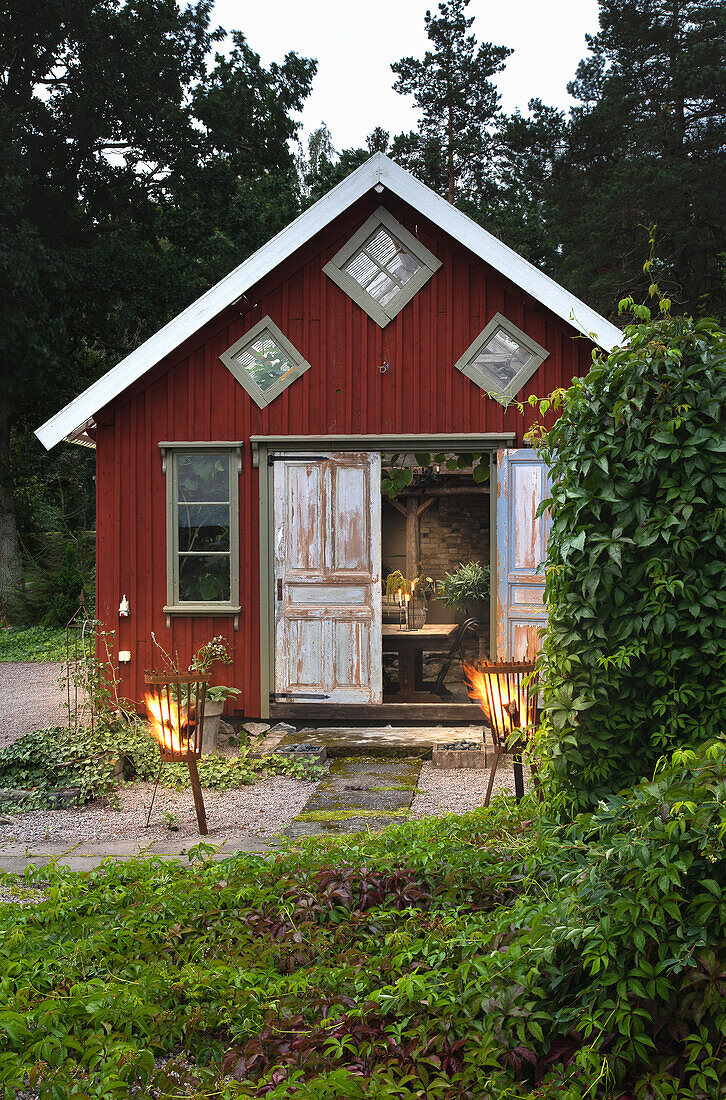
[455,313,549,405]
[219,317,311,409]
[324,206,441,328]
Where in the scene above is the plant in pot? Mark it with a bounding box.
[384,570,436,628]
[150,632,240,755]
[436,561,490,622]
[189,636,240,753]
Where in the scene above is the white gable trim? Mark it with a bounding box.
[36,153,622,450]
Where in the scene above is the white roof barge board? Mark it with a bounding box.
[36,153,623,451]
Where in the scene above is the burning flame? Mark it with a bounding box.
[462,663,520,735]
[144,691,194,755]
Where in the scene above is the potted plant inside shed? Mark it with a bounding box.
[436,561,490,622]
[384,571,437,628]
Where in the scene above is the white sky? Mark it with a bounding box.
[212,0,601,152]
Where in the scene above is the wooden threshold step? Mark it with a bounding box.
[268,702,484,726]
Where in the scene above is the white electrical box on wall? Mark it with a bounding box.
[118,650,131,663]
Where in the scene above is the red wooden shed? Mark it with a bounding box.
[37,154,621,724]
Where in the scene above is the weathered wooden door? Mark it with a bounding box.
[496,448,551,660]
[273,452,382,703]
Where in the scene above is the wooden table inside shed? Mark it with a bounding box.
[382,623,459,703]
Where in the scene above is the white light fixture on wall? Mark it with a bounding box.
[118,595,130,618]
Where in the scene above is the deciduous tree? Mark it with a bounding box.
[0,0,315,618]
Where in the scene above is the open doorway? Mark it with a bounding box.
[380,454,491,703]
[261,438,510,723]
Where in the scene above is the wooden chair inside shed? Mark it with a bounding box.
[418,617,480,697]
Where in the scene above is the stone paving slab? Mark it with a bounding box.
[286,755,422,838]
[0,833,273,874]
[276,725,483,757]
[285,815,408,838]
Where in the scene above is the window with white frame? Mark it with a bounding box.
[454,313,549,404]
[161,444,242,616]
[220,317,311,410]
[323,206,441,327]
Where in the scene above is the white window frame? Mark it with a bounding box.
[219,317,311,410]
[160,442,242,624]
[454,313,549,405]
[323,206,441,328]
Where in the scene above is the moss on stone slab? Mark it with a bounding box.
[373,783,419,792]
[293,808,411,824]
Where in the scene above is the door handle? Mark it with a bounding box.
[277,579,283,601]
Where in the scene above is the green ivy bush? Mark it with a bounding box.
[0,738,724,1097]
[0,626,69,663]
[0,721,323,810]
[535,309,726,809]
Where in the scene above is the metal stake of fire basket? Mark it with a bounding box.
[143,672,209,835]
[463,660,541,806]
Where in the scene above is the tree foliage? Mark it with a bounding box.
[535,307,726,810]
[550,0,726,319]
[391,0,510,203]
[0,0,316,618]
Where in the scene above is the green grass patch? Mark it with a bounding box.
[0,625,71,662]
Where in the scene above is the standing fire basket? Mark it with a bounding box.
[144,672,209,835]
[463,660,541,806]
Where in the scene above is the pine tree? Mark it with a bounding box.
[471,99,566,271]
[391,0,510,203]
[552,0,726,318]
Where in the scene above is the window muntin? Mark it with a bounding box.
[219,317,311,410]
[470,328,533,390]
[343,225,423,307]
[323,206,441,328]
[233,333,297,395]
[176,452,232,603]
[454,313,549,405]
[161,444,241,617]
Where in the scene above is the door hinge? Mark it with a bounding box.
[269,692,330,701]
[276,578,283,600]
[267,454,328,466]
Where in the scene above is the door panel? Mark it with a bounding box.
[497,449,551,661]
[286,463,324,572]
[274,452,382,703]
[331,464,369,571]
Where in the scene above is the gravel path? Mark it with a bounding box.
[0,662,68,747]
[411,758,534,817]
[1,755,535,851]
[0,774,321,848]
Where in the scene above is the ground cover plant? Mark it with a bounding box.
[0,736,724,1098]
[533,307,726,810]
[0,720,324,812]
[0,626,69,663]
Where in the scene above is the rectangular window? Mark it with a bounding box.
[161,443,242,616]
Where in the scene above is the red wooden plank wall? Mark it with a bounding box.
[95,192,596,715]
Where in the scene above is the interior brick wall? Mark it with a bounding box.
[419,494,489,590]
[420,493,490,660]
